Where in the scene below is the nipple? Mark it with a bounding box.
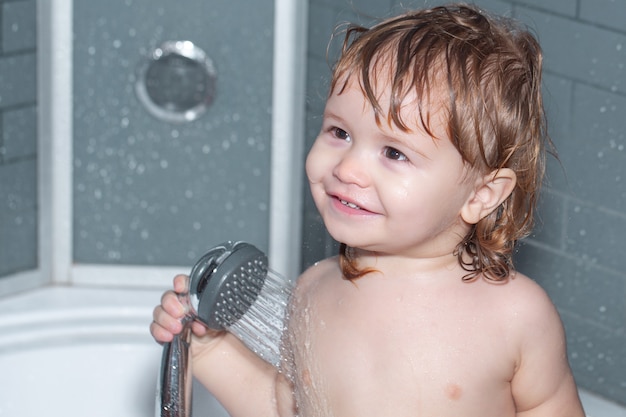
[444,382,463,400]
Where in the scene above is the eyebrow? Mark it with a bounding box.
[322,108,350,125]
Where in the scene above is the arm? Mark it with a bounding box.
[509,281,585,417]
[193,332,295,417]
[151,275,296,417]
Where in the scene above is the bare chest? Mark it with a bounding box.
[285,277,517,416]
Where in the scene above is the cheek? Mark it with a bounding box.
[384,179,461,221]
[305,141,326,184]
[305,149,327,212]
[305,152,317,184]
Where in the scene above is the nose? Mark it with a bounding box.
[332,147,369,187]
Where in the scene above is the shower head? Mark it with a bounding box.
[188,241,269,331]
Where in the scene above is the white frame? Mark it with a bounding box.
[38,0,73,287]
[7,0,307,294]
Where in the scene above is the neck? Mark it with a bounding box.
[348,246,465,281]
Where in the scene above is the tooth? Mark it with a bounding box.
[340,199,361,210]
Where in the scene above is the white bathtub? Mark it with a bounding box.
[0,286,228,417]
[0,286,623,417]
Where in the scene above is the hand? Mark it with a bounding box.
[150,274,223,348]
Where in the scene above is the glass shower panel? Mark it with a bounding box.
[73,0,274,267]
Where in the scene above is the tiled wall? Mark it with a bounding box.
[301,0,626,405]
[0,0,37,277]
[513,0,626,404]
[71,0,274,266]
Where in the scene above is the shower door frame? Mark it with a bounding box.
[33,0,307,290]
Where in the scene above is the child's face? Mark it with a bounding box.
[306,78,479,260]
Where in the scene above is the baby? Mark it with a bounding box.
[151,4,586,417]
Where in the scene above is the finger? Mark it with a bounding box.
[191,320,210,337]
[173,274,190,293]
[153,305,184,334]
[160,290,187,318]
[150,319,174,344]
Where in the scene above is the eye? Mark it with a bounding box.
[331,127,351,142]
[383,146,407,161]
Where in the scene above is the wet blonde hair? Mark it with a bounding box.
[333,3,548,282]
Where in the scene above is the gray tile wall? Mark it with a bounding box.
[513,0,626,404]
[0,0,37,277]
[302,0,626,405]
[71,0,274,266]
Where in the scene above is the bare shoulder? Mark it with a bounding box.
[501,272,585,417]
[487,271,567,356]
[294,257,342,293]
[490,271,561,330]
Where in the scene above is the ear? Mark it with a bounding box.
[461,168,517,225]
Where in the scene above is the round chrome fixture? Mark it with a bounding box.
[135,41,216,123]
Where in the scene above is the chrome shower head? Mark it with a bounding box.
[188,241,268,330]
